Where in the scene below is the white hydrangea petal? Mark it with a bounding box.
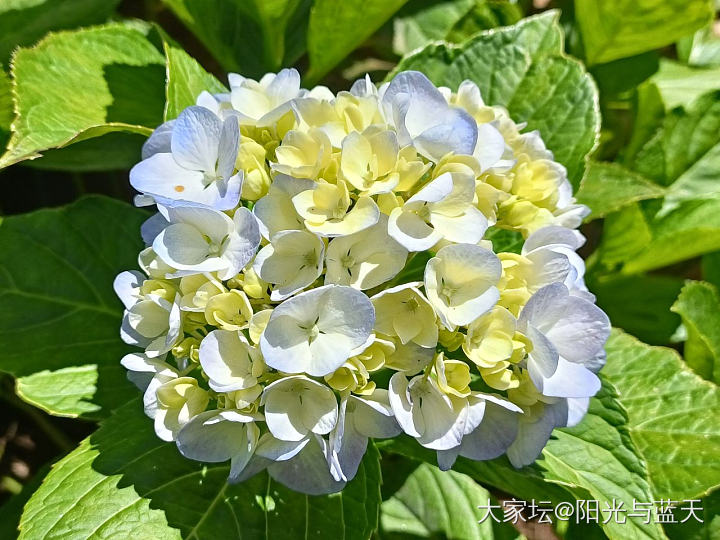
[507,401,568,468]
[255,433,310,461]
[176,410,255,463]
[545,297,611,364]
[216,117,241,180]
[113,270,144,309]
[219,207,261,279]
[540,358,601,398]
[525,324,560,390]
[522,226,585,254]
[268,435,346,495]
[565,397,590,428]
[429,207,488,244]
[130,153,203,201]
[473,123,506,172]
[171,106,223,171]
[388,372,422,437]
[388,207,441,251]
[261,286,374,376]
[263,388,307,441]
[199,330,257,392]
[459,401,520,461]
[253,175,315,239]
[142,120,175,159]
[351,391,401,438]
[412,106,478,160]
[140,212,170,246]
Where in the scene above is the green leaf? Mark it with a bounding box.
[446,1,522,44]
[0,0,121,63]
[702,251,720,290]
[590,52,660,96]
[393,11,599,188]
[590,273,684,345]
[622,82,665,166]
[620,199,720,274]
[651,59,720,110]
[19,400,382,539]
[163,0,311,78]
[163,39,227,121]
[0,196,147,418]
[381,382,666,540]
[380,460,518,539]
[0,22,166,169]
[665,490,720,540]
[393,0,477,55]
[536,381,665,540]
[307,0,409,84]
[485,227,524,254]
[19,131,147,172]
[0,65,12,151]
[603,330,720,500]
[576,161,665,219]
[574,0,714,65]
[678,24,720,68]
[392,0,522,56]
[671,280,720,383]
[0,465,49,540]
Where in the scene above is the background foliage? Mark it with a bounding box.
[0,0,719,539]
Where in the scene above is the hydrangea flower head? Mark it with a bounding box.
[117,68,607,494]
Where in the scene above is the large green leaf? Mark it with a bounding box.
[19,401,382,539]
[163,0,311,79]
[0,22,166,170]
[671,280,720,384]
[380,460,518,539]
[576,161,665,219]
[306,0,409,84]
[574,0,714,65]
[381,382,665,540]
[603,330,720,500]
[0,0,120,63]
[393,11,599,187]
[163,40,227,121]
[0,196,147,418]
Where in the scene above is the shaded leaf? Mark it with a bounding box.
[307,0,409,84]
[19,400,382,539]
[163,0,311,78]
[590,273,684,345]
[0,196,147,418]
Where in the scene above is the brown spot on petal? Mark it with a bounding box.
[174,185,185,192]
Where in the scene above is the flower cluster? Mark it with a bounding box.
[116,69,610,494]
